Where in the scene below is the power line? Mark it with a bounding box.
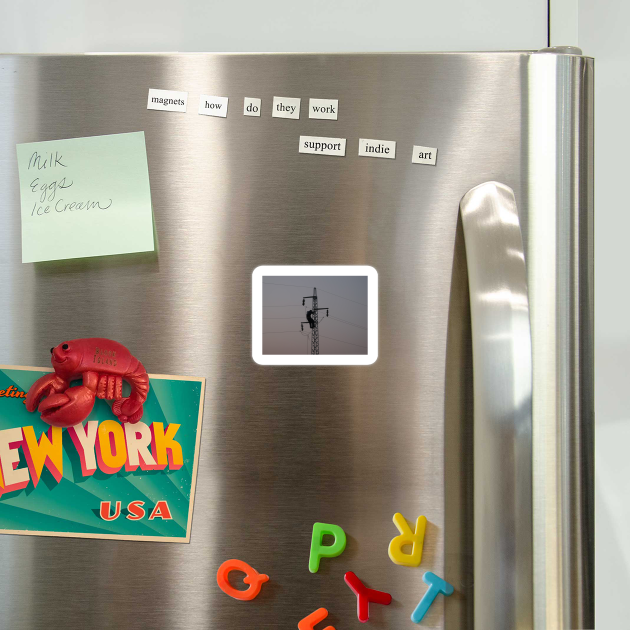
[263,281,367,307]
[263,304,303,307]
[320,334,367,349]
[329,315,367,330]
[263,331,303,334]
[263,281,312,289]
[263,316,304,319]
[317,288,367,307]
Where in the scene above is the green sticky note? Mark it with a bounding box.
[16,131,155,263]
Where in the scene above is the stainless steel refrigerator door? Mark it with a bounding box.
[0,52,593,629]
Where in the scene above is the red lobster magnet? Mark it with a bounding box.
[26,338,149,428]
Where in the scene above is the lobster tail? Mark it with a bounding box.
[112,358,150,424]
[126,358,150,403]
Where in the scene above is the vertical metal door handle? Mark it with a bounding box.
[460,181,533,629]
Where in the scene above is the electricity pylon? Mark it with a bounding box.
[301,287,328,354]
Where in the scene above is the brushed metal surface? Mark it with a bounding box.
[527,52,595,629]
[0,52,593,629]
[460,182,533,630]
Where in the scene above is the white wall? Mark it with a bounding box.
[577,1,629,627]
[0,0,547,53]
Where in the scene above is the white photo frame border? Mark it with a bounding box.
[252,265,378,365]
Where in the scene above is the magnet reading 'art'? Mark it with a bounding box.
[309,522,347,573]
[388,512,427,567]
[216,559,269,601]
[25,338,149,427]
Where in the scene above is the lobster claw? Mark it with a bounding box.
[37,386,96,428]
[25,373,67,413]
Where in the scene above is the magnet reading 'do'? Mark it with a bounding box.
[26,338,149,427]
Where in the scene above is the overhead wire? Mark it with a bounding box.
[263,281,312,289]
[263,331,303,334]
[320,335,367,349]
[263,281,367,307]
[329,315,367,330]
[317,288,367,307]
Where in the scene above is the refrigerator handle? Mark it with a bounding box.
[459,182,533,629]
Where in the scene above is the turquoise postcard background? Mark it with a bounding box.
[0,367,204,542]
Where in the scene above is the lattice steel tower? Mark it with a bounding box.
[302,287,328,355]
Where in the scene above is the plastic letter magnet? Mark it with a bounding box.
[344,571,392,622]
[410,571,454,623]
[298,607,335,630]
[309,522,347,573]
[388,512,427,567]
[216,559,269,601]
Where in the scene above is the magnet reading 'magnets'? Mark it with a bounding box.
[26,338,149,428]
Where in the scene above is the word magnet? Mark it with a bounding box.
[344,571,392,622]
[309,522,346,573]
[411,572,454,624]
[244,97,262,116]
[216,559,269,601]
[198,95,228,118]
[147,88,187,112]
[411,145,438,165]
[388,512,427,567]
[272,96,300,119]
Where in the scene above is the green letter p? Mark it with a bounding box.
[308,522,347,573]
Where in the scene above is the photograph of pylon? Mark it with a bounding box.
[262,276,368,355]
[252,266,378,366]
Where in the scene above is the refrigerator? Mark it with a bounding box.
[0,50,593,629]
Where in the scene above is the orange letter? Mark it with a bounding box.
[148,500,172,520]
[216,559,269,601]
[22,426,63,487]
[150,423,183,470]
[298,608,335,630]
[96,420,127,474]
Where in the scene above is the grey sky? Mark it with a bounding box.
[262,276,368,355]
